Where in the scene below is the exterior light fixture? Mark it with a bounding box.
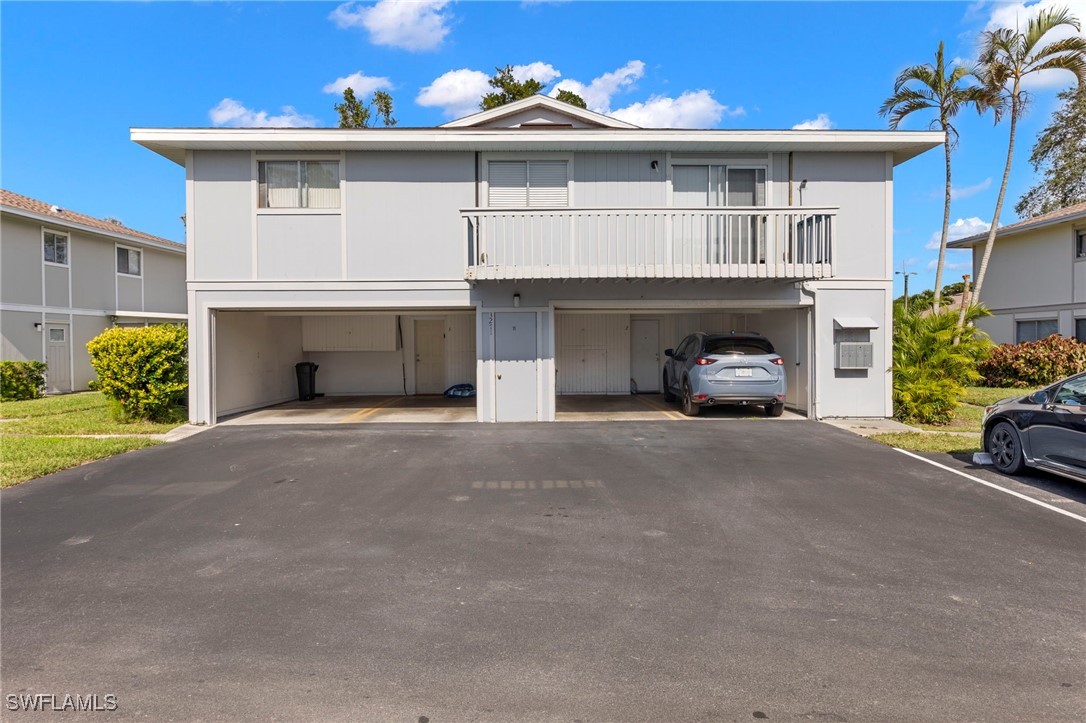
[34,322,43,332]
[651,160,659,170]
[513,293,521,308]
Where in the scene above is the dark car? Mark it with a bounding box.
[662,332,787,417]
[982,371,1086,482]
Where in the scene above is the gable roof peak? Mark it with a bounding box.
[440,94,639,130]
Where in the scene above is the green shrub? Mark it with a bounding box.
[1,360,48,401]
[892,303,991,425]
[86,325,188,422]
[978,335,1086,388]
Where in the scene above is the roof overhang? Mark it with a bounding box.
[948,209,1086,248]
[0,204,185,254]
[131,128,944,167]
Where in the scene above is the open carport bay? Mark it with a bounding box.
[213,310,477,422]
[555,307,810,414]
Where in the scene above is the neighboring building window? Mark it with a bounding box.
[117,247,142,276]
[258,160,341,209]
[1016,318,1059,343]
[1076,318,1086,341]
[1077,229,1085,259]
[44,231,68,265]
[487,160,569,207]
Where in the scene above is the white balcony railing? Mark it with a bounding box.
[462,206,836,281]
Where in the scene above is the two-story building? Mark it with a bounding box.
[1,190,187,393]
[132,95,941,424]
[948,202,1086,344]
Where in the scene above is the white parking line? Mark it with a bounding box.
[894,448,1086,525]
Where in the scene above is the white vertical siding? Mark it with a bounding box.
[302,315,398,351]
[573,153,667,206]
[444,314,477,387]
[555,313,630,394]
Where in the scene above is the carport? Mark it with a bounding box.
[212,309,477,424]
[552,305,811,417]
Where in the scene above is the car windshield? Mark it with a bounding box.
[703,338,774,355]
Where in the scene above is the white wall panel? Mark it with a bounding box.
[556,313,629,394]
[302,315,398,351]
[444,314,477,387]
[216,312,303,417]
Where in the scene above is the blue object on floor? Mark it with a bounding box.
[443,383,476,398]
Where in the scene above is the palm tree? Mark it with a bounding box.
[879,42,986,305]
[963,6,1086,338]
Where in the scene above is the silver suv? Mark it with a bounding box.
[663,332,787,417]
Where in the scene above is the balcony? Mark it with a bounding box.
[463,207,836,281]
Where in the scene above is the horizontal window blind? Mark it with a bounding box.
[488,161,529,207]
[528,161,568,207]
[488,160,568,207]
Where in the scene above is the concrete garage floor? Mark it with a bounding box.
[2,422,1083,722]
[219,394,477,425]
[220,393,804,425]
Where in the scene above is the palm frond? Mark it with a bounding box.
[1023,6,1081,55]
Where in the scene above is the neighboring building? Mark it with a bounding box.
[1,190,187,393]
[948,202,1086,344]
[132,95,941,424]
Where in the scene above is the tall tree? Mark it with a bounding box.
[480,65,587,110]
[879,42,987,304]
[964,6,1086,339]
[1015,87,1086,217]
[335,88,397,128]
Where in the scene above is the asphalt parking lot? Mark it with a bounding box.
[2,422,1083,721]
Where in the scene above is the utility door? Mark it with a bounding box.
[630,319,660,393]
[414,319,446,394]
[45,325,72,393]
[494,312,538,422]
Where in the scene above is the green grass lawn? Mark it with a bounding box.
[1,436,161,488]
[870,432,983,455]
[962,386,1030,407]
[0,392,181,486]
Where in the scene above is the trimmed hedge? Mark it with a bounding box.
[979,335,1086,388]
[0,360,47,401]
[86,325,188,422]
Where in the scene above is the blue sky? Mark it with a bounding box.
[3,0,1084,296]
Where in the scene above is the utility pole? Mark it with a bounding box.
[895,261,917,312]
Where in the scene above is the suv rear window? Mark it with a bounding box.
[702,337,775,355]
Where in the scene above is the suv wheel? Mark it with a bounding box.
[765,402,784,417]
[662,371,677,402]
[681,380,700,417]
[987,421,1026,475]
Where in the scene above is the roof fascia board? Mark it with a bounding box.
[948,211,1086,248]
[1,205,185,254]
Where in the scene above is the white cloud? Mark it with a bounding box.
[322,71,394,96]
[792,113,834,130]
[512,62,561,85]
[926,216,991,249]
[416,68,491,117]
[549,60,645,113]
[209,98,318,128]
[982,0,1086,89]
[610,90,739,129]
[330,1,452,52]
[950,177,992,200]
[927,257,972,272]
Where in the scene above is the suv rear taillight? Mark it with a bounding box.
[770,357,785,366]
[695,357,715,366]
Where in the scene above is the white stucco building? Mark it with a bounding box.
[949,202,1086,344]
[1,190,187,393]
[132,95,941,424]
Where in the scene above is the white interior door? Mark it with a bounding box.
[630,319,660,392]
[414,319,445,394]
[494,312,538,422]
[45,325,71,393]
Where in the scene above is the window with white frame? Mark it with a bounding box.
[487,160,569,207]
[1076,318,1086,340]
[1016,318,1059,343]
[258,160,341,209]
[1076,228,1085,259]
[117,246,141,276]
[44,231,68,265]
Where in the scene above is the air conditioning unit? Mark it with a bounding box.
[835,342,873,369]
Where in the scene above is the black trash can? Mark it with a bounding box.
[295,362,319,401]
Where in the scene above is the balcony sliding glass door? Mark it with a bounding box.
[672,165,766,266]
